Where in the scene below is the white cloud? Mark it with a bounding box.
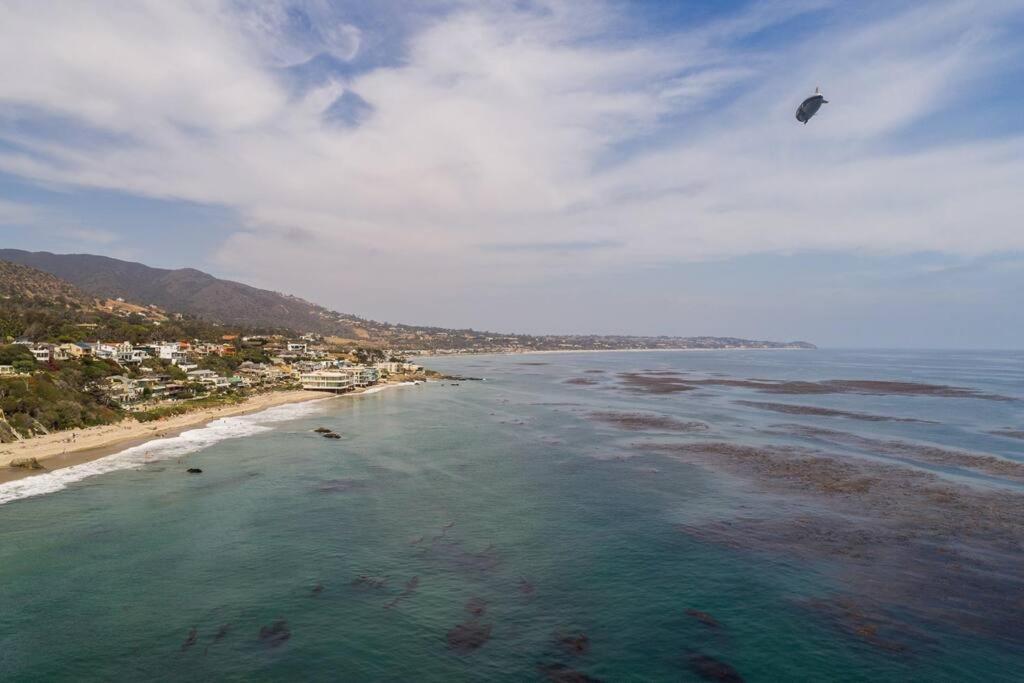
[0,0,1022,314]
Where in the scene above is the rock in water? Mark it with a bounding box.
[186,468,203,474]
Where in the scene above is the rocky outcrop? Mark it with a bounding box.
[0,409,24,443]
[9,457,44,470]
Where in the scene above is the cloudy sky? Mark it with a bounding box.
[1,0,1022,348]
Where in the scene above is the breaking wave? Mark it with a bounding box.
[0,399,328,506]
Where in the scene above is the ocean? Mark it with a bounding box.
[1,349,1022,681]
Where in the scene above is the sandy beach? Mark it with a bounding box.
[0,389,330,483]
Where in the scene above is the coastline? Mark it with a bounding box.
[414,346,815,359]
[0,385,412,485]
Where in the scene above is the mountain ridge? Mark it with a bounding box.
[0,249,816,351]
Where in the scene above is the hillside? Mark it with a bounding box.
[0,259,243,344]
[0,260,92,307]
[0,249,340,336]
[0,250,815,351]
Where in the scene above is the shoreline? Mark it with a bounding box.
[0,384,413,485]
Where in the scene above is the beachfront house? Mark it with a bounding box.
[354,366,380,387]
[186,369,230,389]
[0,364,16,376]
[30,346,51,362]
[300,369,357,393]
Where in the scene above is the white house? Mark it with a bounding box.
[157,344,189,365]
[301,369,356,392]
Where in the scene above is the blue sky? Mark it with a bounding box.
[1,0,1022,348]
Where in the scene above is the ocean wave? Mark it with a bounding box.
[0,399,329,506]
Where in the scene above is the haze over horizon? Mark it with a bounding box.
[1,1,1022,349]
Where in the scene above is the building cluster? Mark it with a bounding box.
[2,335,425,406]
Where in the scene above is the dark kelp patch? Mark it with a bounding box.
[352,574,387,589]
[422,538,501,574]
[687,653,745,682]
[734,400,932,423]
[180,626,198,652]
[772,424,1024,482]
[257,619,290,648]
[685,609,721,629]
[446,620,492,652]
[556,632,591,655]
[539,663,603,682]
[384,576,420,609]
[688,378,1013,401]
[565,377,599,386]
[590,411,708,433]
[617,373,696,394]
[647,441,1024,647]
[465,597,487,617]
[317,478,370,493]
[203,623,231,654]
[991,429,1024,440]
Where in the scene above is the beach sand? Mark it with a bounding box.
[0,390,330,484]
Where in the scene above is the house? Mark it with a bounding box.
[301,369,356,393]
[186,369,230,389]
[91,342,118,360]
[374,361,421,374]
[106,376,142,403]
[287,342,308,354]
[53,343,89,361]
[30,347,51,362]
[156,343,189,365]
[0,365,16,376]
[353,366,380,387]
[114,342,148,365]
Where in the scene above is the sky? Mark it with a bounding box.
[1,0,1022,349]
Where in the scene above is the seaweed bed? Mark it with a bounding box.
[639,441,1024,649]
[590,411,709,433]
[734,400,932,423]
[565,377,600,386]
[617,372,696,394]
[618,373,1014,401]
[991,429,1024,440]
[769,424,1024,482]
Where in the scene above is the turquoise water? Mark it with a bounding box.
[1,350,1022,681]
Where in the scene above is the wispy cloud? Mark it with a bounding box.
[0,0,1022,332]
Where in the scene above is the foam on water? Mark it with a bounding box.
[0,399,329,506]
